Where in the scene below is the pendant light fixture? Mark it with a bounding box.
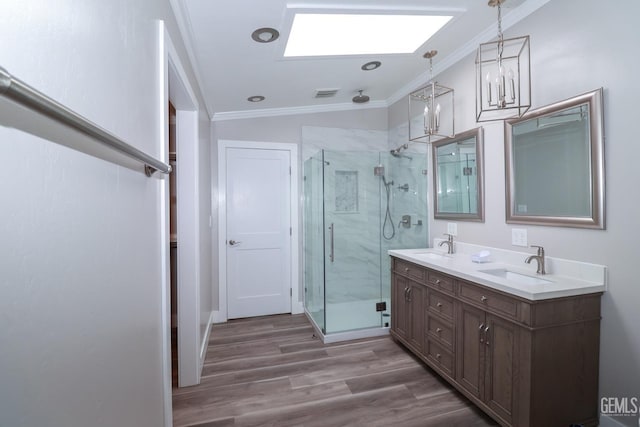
[476,0,531,122]
[409,50,454,143]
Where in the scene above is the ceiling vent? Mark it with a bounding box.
[314,89,339,98]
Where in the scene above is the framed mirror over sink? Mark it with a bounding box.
[504,88,605,229]
[432,127,485,222]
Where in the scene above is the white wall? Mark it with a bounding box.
[389,1,640,425]
[0,1,210,426]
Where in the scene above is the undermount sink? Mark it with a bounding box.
[412,251,450,260]
[479,268,553,285]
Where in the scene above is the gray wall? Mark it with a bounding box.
[0,1,211,426]
[388,1,639,425]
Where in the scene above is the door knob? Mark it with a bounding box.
[228,239,242,246]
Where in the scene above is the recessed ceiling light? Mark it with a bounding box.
[362,61,382,71]
[251,28,280,43]
[247,95,265,102]
[284,13,453,57]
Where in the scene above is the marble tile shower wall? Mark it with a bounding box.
[323,151,381,303]
[303,126,429,306]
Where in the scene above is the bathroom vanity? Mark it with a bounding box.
[389,245,605,427]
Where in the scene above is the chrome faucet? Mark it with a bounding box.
[439,233,455,254]
[525,245,546,275]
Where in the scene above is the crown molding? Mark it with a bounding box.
[168,0,214,119]
[211,100,388,122]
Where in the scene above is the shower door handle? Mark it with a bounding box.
[329,223,335,263]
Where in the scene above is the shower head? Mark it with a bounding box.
[352,90,370,104]
[390,144,412,160]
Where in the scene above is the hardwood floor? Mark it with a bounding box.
[172,314,498,427]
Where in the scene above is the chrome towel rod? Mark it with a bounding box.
[0,66,171,176]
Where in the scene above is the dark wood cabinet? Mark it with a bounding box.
[390,256,602,427]
[391,272,424,354]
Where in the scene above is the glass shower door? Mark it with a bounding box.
[322,150,383,334]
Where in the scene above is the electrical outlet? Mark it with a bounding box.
[512,228,528,247]
[447,222,458,236]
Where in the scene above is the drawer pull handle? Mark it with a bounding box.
[484,326,490,346]
[436,328,442,334]
[481,295,488,302]
[436,302,443,308]
[479,323,485,343]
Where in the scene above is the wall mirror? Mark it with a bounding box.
[505,88,604,229]
[432,127,484,221]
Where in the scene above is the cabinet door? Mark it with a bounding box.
[484,314,517,424]
[391,274,410,341]
[457,302,485,399]
[408,282,425,352]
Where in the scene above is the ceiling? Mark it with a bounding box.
[170,0,546,121]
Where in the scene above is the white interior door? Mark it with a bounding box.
[226,147,292,319]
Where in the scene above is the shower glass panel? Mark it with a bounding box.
[303,151,325,330]
[304,149,428,336]
[323,150,382,333]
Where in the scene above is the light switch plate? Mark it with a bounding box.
[512,228,528,247]
[447,222,458,236]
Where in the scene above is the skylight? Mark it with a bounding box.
[284,13,453,57]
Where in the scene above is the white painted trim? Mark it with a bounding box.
[292,300,304,315]
[199,310,214,368]
[156,21,173,427]
[176,109,201,388]
[168,0,213,118]
[217,140,300,322]
[211,100,388,122]
[162,25,202,389]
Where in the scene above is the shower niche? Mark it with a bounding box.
[303,149,428,342]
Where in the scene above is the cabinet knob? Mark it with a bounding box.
[405,267,410,272]
[436,353,441,359]
[436,328,442,334]
[436,302,443,308]
[481,295,488,302]
[435,279,441,284]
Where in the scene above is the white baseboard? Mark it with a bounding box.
[292,300,304,314]
[199,311,214,368]
[211,310,226,324]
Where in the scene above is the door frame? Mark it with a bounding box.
[157,21,203,425]
[215,140,302,323]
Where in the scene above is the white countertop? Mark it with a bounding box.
[388,245,606,301]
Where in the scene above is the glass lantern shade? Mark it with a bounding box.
[476,35,531,122]
[409,81,454,143]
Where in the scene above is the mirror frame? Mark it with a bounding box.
[504,88,605,229]
[432,127,485,222]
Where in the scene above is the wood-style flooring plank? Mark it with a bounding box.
[173,314,498,427]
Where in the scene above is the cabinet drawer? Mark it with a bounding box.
[426,339,454,378]
[427,271,455,295]
[395,259,425,282]
[427,289,455,322]
[459,281,519,319]
[426,314,454,350]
